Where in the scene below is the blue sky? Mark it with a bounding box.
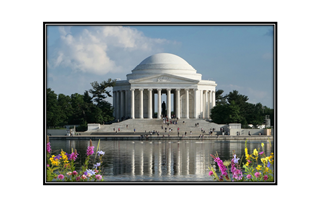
[46,25,274,108]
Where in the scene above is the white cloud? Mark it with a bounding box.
[49,26,172,75]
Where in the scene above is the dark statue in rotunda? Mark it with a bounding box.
[161,101,166,116]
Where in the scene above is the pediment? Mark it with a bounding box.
[129,74,199,84]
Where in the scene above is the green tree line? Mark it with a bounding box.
[47,79,116,130]
[211,90,274,128]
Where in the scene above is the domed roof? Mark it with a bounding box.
[127,53,201,80]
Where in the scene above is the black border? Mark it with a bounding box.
[44,22,277,185]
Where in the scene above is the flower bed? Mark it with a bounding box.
[208,139,274,182]
[46,136,105,182]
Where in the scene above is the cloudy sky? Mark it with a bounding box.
[46,24,274,108]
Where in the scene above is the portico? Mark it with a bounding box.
[113,53,217,120]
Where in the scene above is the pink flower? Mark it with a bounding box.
[213,157,228,176]
[72,171,78,176]
[247,174,252,179]
[69,152,79,161]
[46,142,51,153]
[57,174,64,180]
[263,175,268,181]
[47,164,49,167]
[81,174,87,179]
[76,176,81,181]
[254,172,260,178]
[86,146,95,156]
[259,151,264,155]
[66,172,72,176]
[209,171,213,176]
[94,170,99,173]
[95,174,102,180]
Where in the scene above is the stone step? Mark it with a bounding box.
[92,118,226,133]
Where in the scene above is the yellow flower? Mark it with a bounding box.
[261,143,264,148]
[261,157,268,164]
[245,148,251,160]
[49,155,60,166]
[263,167,269,173]
[61,150,69,164]
[256,165,262,170]
[253,149,258,157]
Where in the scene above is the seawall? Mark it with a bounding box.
[48,135,274,141]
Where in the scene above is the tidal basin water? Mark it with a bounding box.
[49,139,274,182]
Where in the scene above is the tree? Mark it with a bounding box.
[47,88,61,127]
[57,94,72,126]
[89,79,116,106]
[210,104,230,124]
[228,100,243,123]
[215,89,227,106]
[89,79,116,122]
[210,90,273,127]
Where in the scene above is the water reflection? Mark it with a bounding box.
[49,140,274,182]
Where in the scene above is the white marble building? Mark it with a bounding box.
[113,53,217,120]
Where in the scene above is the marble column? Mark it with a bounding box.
[199,90,203,119]
[176,89,180,119]
[193,88,197,119]
[203,90,206,119]
[148,89,152,119]
[120,90,124,119]
[139,89,144,119]
[212,90,215,107]
[117,91,120,120]
[130,89,135,119]
[157,89,161,119]
[167,88,171,119]
[113,91,115,117]
[125,90,128,118]
[206,90,209,119]
[186,89,189,119]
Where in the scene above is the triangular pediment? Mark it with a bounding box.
[129,74,199,84]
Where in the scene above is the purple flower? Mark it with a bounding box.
[267,161,271,168]
[46,142,51,153]
[93,163,100,169]
[86,146,95,156]
[232,154,240,164]
[69,152,78,161]
[66,152,71,160]
[55,155,62,160]
[97,151,105,156]
[85,169,96,177]
[263,175,268,181]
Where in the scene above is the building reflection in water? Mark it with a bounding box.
[49,139,274,179]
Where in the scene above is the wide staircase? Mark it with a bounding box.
[86,118,226,135]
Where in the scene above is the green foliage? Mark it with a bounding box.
[210,90,273,126]
[46,78,116,128]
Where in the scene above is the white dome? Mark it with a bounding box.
[127,53,201,80]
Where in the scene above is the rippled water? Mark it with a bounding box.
[48,139,274,182]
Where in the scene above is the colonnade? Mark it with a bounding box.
[113,88,215,120]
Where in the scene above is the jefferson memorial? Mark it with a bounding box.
[113,53,217,120]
